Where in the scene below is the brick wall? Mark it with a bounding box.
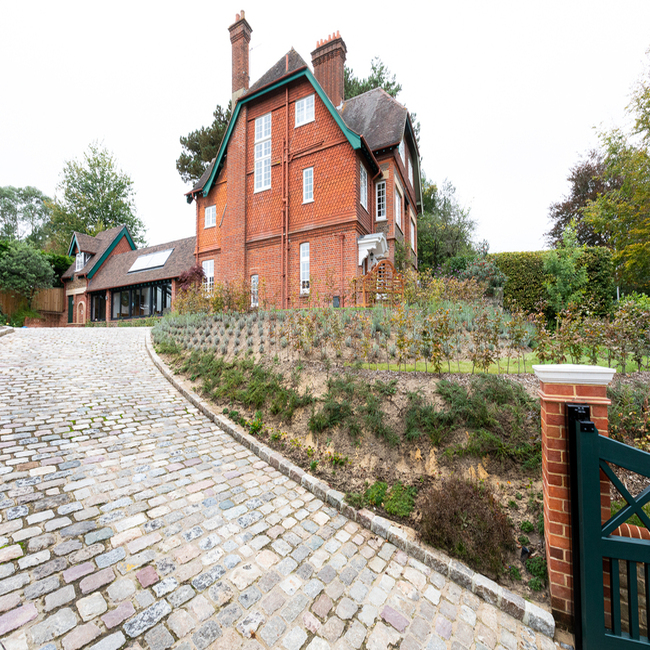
[106,234,134,259]
[196,78,375,309]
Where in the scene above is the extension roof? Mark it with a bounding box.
[188,49,379,200]
[88,236,196,292]
[63,226,136,280]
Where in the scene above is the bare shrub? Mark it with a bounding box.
[420,477,514,578]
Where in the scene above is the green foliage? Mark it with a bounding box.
[417,179,476,272]
[393,239,407,272]
[437,375,541,469]
[525,557,548,586]
[48,142,146,254]
[0,186,52,247]
[545,149,615,248]
[41,252,74,287]
[365,481,388,507]
[491,251,548,314]
[308,374,397,445]
[155,336,182,356]
[176,103,232,185]
[0,241,54,305]
[344,491,365,509]
[509,565,522,581]
[493,246,612,317]
[179,352,313,422]
[583,57,650,291]
[420,478,514,578]
[608,381,650,442]
[461,255,507,296]
[579,246,615,314]
[520,520,534,533]
[7,306,41,328]
[544,225,588,314]
[610,498,650,528]
[383,481,417,518]
[404,391,453,445]
[537,512,544,536]
[344,57,402,100]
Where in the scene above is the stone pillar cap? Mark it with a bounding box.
[533,364,616,386]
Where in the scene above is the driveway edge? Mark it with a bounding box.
[145,331,555,639]
[0,326,15,338]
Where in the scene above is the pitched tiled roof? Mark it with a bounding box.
[338,87,408,152]
[62,226,129,280]
[191,158,217,194]
[190,50,309,197]
[88,236,196,292]
[247,49,309,95]
[74,233,101,255]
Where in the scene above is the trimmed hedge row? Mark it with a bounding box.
[490,247,615,315]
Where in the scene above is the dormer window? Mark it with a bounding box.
[75,252,88,272]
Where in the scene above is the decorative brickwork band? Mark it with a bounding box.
[533,364,615,627]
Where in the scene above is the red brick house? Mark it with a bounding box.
[59,226,195,325]
[186,11,422,309]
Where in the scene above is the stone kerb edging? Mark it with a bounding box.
[0,326,15,338]
[145,332,555,638]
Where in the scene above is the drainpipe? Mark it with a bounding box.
[339,233,345,307]
[282,87,289,309]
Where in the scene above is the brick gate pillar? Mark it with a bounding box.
[532,364,615,627]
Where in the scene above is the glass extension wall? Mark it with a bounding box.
[111,281,172,320]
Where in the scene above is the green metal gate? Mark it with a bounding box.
[570,404,650,648]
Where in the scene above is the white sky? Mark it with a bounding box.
[1,1,649,253]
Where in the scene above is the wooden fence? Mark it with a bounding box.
[0,288,65,316]
[32,288,65,313]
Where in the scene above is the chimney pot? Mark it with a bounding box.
[311,31,347,107]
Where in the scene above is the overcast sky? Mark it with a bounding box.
[1,1,649,253]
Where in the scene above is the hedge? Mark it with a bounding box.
[491,251,547,313]
[490,247,615,316]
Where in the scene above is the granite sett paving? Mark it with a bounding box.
[0,328,561,650]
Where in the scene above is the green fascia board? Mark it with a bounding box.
[67,233,81,257]
[202,67,371,197]
[87,228,137,280]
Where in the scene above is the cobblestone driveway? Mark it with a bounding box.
[0,329,557,650]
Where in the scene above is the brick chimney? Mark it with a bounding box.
[229,10,252,105]
[311,32,347,108]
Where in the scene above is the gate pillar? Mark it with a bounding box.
[533,364,616,627]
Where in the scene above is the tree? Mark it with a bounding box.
[416,179,476,271]
[0,241,54,307]
[584,131,650,289]
[47,143,145,254]
[344,58,420,145]
[344,57,402,100]
[545,150,619,248]
[0,186,52,247]
[544,224,588,314]
[176,103,232,185]
[582,53,650,290]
